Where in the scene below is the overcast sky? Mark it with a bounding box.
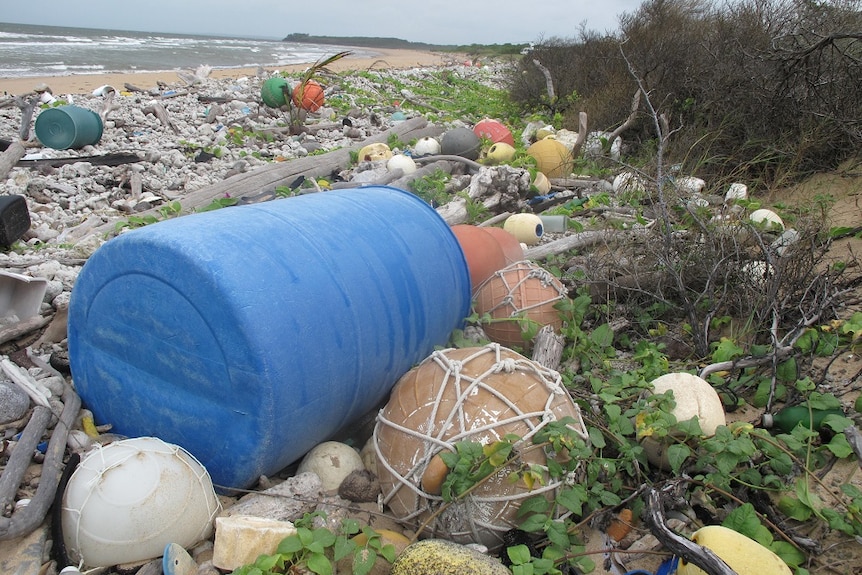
[2,0,642,45]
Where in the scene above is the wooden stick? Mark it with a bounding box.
[0,386,81,541]
[0,140,26,181]
[644,487,739,575]
[531,325,565,371]
[0,406,52,522]
[0,315,51,346]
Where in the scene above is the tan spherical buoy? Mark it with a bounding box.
[419,453,450,496]
[639,372,727,469]
[474,261,567,350]
[375,344,587,550]
[527,138,572,178]
[337,529,412,575]
[451,224,508,293]
[532,171,552,195]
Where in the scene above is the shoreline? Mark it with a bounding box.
[0,48,454,96]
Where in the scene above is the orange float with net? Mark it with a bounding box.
[374,344,588,550]
[292,79,325,111]
[474,261,568,350]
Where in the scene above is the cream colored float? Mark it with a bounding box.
[357,142,393,162]
[639,372,727,468]
[749,208,784,231]
[678,525,792,575]
[503,213,544,245]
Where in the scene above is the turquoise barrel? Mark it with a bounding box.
[35,105,103,149]
[68,186,471,489]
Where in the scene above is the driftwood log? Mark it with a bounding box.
[0,385,80,541]
[78,116,442,242]
[0,315,52,347]
[0,141,26,181]
[531,325,565,371]
[644,486,739,575]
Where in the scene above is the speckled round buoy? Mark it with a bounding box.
[297,441,365,491]
[392,539,510,575]
[441,127,481,160]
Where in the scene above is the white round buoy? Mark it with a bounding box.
[387,154,417,174]
[613,171,647,194]
[724,182,748,203]
[749,208,784,231]
[639,373,726,469]
[62,437,220,568]
[413,136,441,156]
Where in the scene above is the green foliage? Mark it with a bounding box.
[198,196,239,212]
[506,0,862,184]
[410,169,451,206]
[230,514,396,575]
[348,67,518,124]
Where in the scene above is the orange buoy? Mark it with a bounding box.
[451,224,507,293]
[292,80,325,111]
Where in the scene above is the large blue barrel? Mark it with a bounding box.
[68,186,471,489]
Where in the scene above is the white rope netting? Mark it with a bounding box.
[374,343,587,548]
[62,437,220,568]
[476,260,567,318]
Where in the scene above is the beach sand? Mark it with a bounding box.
[0,47,453,96]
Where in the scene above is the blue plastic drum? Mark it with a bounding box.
[68,186,471,489]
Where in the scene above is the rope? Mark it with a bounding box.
[374,343,587,546]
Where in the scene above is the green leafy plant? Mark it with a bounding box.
[198,196,239,212]
[230,514,396,575]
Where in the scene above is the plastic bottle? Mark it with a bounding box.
[762,405,844,434]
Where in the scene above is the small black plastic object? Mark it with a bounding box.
[0,195,30,246]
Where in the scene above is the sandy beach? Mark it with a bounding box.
[0,47,452,96]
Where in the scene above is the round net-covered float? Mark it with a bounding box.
[475,261,568,350]
[374,344,587,549]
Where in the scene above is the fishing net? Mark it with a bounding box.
[374,343,587,549]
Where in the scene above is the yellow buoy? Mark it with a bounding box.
[527,138,572,178]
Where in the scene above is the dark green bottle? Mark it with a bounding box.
[762,405,845,434]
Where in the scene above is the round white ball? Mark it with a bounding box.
[387,154,417,174]
[640,373,727,469]
[62,437,220,568]
[413,136,441,156]
[649,372,726,436]
[724,182,748,203]
[297,441,364,491]
[749,208,784,231]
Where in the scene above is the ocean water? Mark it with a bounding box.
[0,22,376,78]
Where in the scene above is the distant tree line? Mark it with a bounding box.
[282,33,526,56]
